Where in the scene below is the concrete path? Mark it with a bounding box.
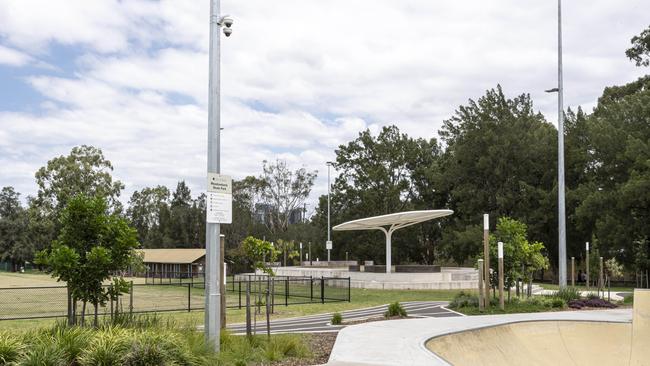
[226,301,460,335]
[327,308,633,366]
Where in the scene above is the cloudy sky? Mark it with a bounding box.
[0,0,648,212]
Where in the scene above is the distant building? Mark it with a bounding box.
[139,248,205,279]
[254,203,306,225]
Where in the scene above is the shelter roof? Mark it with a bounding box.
[138,249,205,264]
[332,210,453,232]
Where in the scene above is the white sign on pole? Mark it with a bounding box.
[206,173,232,224]
[498,241,504,259]
[326,240,332,250]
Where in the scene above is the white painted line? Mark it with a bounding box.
[440,305,466,317]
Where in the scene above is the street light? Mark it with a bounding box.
[545,0,567,288]
[326,161,334,263]
[206,0,234,351]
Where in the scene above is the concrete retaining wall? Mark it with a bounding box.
[270,266,478,290]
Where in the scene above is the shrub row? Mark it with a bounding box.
[0,320,309,366]
[568,298,617,309]
[449,291,567,310]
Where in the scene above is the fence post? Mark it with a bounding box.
[348,277,351,302]
[310,276,313,302]
[238,281,242,309]
[246,280,252,337]
[187,284,191,312]
[129,281,133,315]
[321,276,325,304]
[271,277,275,314]
[109,284,114,321]
[285,277,289,306]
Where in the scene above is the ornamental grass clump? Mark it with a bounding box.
[331,312,343,325]
[0,315,311,366]
[553,287,582,302]
[0,332,23,365]
[449,291,479,308]
[385,301,407,318]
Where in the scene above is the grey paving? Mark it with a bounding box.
[226,301,460,335]
[327,308,633,366]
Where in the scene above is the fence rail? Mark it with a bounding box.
[0,276,350,321]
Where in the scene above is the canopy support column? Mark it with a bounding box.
[386,229,392,274]
[381,226,398,274]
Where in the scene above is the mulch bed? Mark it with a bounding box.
[271,332,338,366]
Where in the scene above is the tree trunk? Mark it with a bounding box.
[72,298,78,325]
[81,301,87,326]
[93,303,99,328]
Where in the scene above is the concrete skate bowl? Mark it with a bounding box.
[426,321,632,365]
[426,290,650,366]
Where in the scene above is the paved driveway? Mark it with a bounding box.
[227,301,462,335]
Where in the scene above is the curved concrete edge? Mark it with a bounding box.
[326,308,632,366]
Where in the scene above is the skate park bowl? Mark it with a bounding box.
[426,289,650,366]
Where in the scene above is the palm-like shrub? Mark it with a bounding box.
[331,313,343,325]
[385,302,407,318]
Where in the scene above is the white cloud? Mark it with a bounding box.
[0,0,648,209]
[0,45,32,66]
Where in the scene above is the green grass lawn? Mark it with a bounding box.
[0,287,462,331]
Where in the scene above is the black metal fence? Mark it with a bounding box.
[0,276,350,321]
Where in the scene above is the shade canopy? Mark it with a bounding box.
[333,209,453,273]
[333,210,453,232]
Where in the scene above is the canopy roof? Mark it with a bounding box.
[333,209,453,232]
[138,249,205,264]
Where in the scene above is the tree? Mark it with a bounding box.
[316,125,445,265]
[573,76,650,268]
[488,217,549,297]
[439,85,557,266]
[240,236,278,275]
[34,145,124,222]
[275,239,299,267]
[0,187,32,271]
[626,25,650,67]
[258,160,317,234]
[126,186,171,248]
[35,194,140,326]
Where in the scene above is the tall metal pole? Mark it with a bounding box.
[206,0,222,350]
[557,0,567,288]
[327,162,331,263]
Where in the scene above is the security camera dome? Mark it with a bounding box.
[223,27,232,37]
[223,17,233,27]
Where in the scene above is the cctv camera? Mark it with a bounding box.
[223,27,232,37]
[223,17,233,28]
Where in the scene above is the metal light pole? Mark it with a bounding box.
[299,242,303,267]
[546,0,567,288]
[556,0,567,289]
[326,161,334,263]
[206,0,233,350]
